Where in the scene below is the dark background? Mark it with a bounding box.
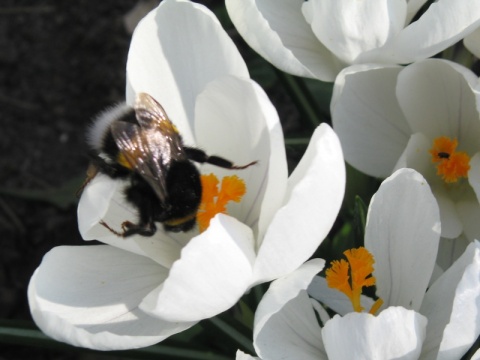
[0,1,139,358]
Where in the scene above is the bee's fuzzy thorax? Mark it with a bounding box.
[87,102,132,151]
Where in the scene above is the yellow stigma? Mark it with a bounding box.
[429,136,470,183]
[197,173,247,232]
[326,247,382,314]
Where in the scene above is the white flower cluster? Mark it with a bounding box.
[228,0,480,358]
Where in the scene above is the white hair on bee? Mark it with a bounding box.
[87,102,132,150]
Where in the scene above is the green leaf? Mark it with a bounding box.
[248,58,277,89]
[316,222,355,273]
[275,70,329,130]
[236,300,255,330]
[207,317,255,355]
[303,77,334,119]
[330,222,355,257]
[0,320,231,360]
[343,163,380,215]
[353,196,368,248]
[284,137,310,146]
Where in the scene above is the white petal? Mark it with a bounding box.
[255,259,325,326]
[375,0,480,63]
[253,124,345,284]
[254,260,327,360]
[433,191,464,240]
[77,173,186,269]
[469,153,480,204]
[322,307,427,360]
[194,76,288,240]
[226,0,341,81]
[236,350,260,360]
[464,27,480,58]
[78,174,130,242]
[430,263,445,287]
[457,196,480,242]
[436,236,471,273]
[393,133,435,179]
[365,169,441,311]
[127,0,248,145]
[307,0,407,64]
[140,215,255,322]
[471,348,480,360]
[332,64,410,178]
[310,297,331,326]
[396,59,480,155]
[28,246,194,350]
[420,241,480,360]
[308,276,375,316]
[405,0,429,23]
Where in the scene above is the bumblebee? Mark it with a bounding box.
[85,93,256,237]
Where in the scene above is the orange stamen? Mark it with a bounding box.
[326,259,353,300]
[369,298,384,315]
[430,136,470,183]
[326,247,381,314]
[197,173,247,232]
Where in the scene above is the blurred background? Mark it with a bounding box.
[1,1,137,358]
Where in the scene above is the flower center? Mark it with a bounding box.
[325,247,383,314]
[196,173,247,232]
[429,136,470,183]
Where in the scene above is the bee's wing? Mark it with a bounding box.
[135,93,170,129]
[134,92,186,157]
[111,121,168,203]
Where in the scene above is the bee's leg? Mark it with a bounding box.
[184,147,257,170]
[77,152,130,197]
[120,220,157,237]
[87,151,130,179]
[99,220,124,237]
[122,193,159,237]
[99,219,156,237]
[76,163,99,197]
[115,176,164,238]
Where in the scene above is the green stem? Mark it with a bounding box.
[275,70,325,130]
[207,317,255,355]
[284,137,311,147]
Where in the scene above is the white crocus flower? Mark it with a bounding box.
[28,0,346,350]
[332,58,480,261]
[226,0,480,82]
[240,169,480,360]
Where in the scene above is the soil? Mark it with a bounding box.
[0,1,302,359]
